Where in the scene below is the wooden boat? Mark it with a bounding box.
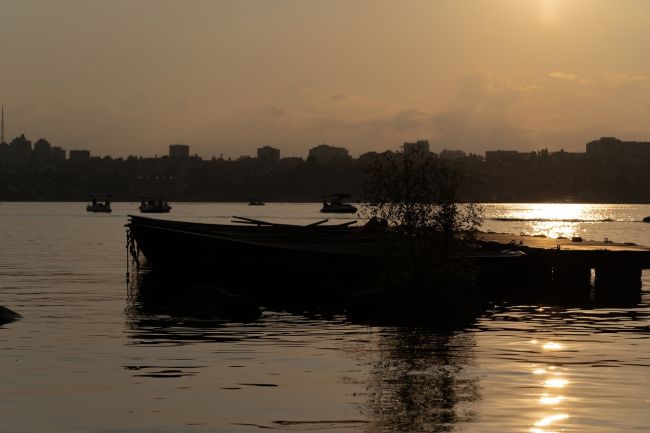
[139,197,172,213]
[86,194,112,213]
[126,215,379,289]
[248,198,265,206]
[128,215,362,264]
[321,193,358,213]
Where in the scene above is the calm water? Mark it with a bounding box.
[1,202,650,432]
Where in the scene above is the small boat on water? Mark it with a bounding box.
[139,197,172,213]
[248,198,265,206]
[321,193,358,213]
[643,216,650,223]
[86,194,112,213]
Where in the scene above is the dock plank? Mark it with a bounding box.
[479,232,650,252]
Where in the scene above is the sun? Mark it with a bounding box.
[539,0,560,27]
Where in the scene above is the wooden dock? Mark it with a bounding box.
[477,232,650,303]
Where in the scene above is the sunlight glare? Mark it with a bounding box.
[529,203,586,221]
[514,203,593,239]
[543,342,562,350]
[539,394,565,405]
[544,378,569,388]
[535,413,569,426]
[540,0,560,27]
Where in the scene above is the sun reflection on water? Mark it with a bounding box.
[544,378,569,388]
[506,203,596,222]
[535,413,570,426]
[535,204,587,236]
[530,221,578,240]
[539,394,565,405]
[542,342,562,350]
[526,203,587,220]
[529,339,572,433]
[488,203,618,239]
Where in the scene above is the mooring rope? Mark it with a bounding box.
[125,227,140,282]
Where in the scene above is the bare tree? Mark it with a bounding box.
[360,146,483,294]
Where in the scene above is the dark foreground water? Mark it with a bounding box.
[1,202,650,432]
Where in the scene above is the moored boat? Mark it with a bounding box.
[86,194,112,213]
[139,197,172,213]
[126,214,375,303]
[321,193,358,213]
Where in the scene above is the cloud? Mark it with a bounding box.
[239,71,540,156]
[382,109,432,133]
[603,73,649,87]
[549,72,595,85]
[182,69,650,158]
[283,71,539,154]
[328,94,348,101]
[549,71,649,88]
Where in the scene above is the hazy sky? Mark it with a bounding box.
[2,0,650,158]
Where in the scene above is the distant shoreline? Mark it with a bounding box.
[2,199,650,205]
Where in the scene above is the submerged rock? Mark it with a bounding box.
[0,306,21,325]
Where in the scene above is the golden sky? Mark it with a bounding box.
[1,0,650,158]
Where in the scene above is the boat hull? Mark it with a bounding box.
[86,206,112,213]
[127,216,382,301]
[139,208,171,213]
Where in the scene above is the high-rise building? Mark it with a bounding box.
[586,137,650,165]
[51,146,66,161]
[169,144,190,159]
[403,140,430,155]
[33,138,52,162]
[308,144,350,163]
[485,150,527,163]
[8,134,32,166]
[257,145,280,163]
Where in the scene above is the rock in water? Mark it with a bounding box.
[0,306,21,324]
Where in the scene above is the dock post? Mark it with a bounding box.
[594,266,642,306]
